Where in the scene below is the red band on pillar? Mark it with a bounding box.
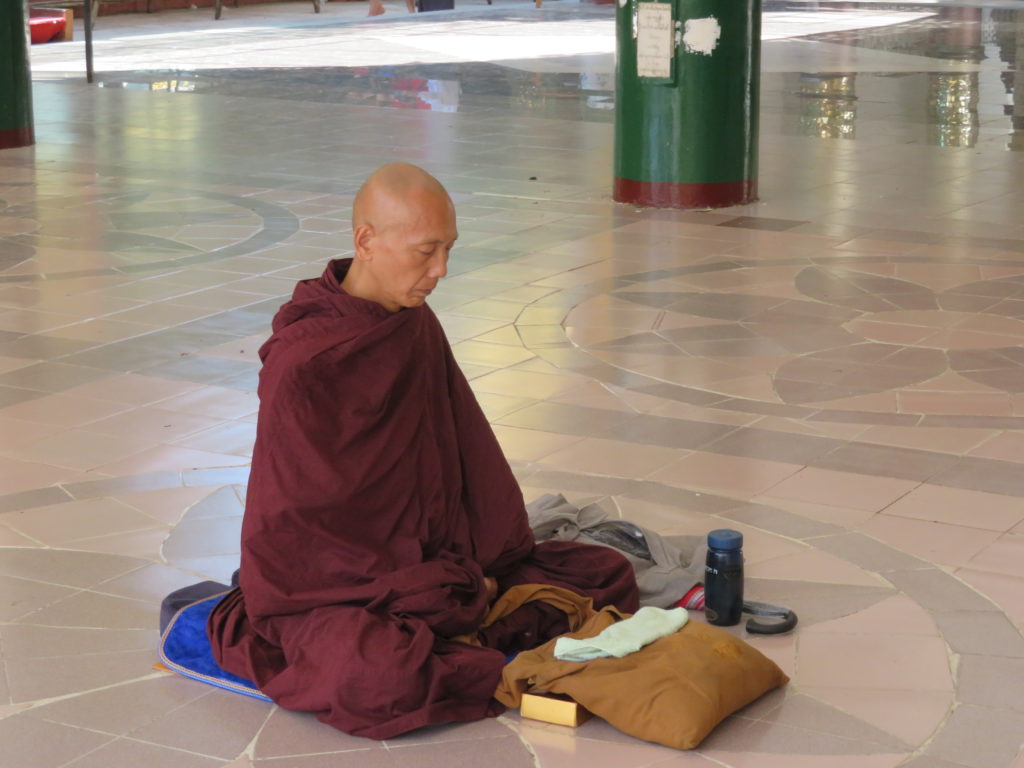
[0,126,35,149]
[614,177,757,209]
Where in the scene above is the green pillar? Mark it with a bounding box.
[614,0,760,208]
[1,0,35,149]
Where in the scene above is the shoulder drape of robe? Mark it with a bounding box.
[208,259,638,739]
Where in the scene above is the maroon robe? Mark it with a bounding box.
[208,259,638,739]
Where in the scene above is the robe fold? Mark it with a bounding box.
[208,259,639,739]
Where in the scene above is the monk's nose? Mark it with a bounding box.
[430,254,448,279]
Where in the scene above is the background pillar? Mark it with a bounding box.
[1,0,36,149]
[614,0,760,208]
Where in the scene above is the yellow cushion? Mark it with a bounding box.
[492,585,788,749]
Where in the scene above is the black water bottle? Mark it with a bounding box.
[705,529,744,626]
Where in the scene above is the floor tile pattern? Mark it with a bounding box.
[4,1,1024,766]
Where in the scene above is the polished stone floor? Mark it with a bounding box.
[4,1,1024,766]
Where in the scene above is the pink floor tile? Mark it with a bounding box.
[564,325,642,347]
[648,452,803,499]
[708,374,783,402]
[956,569,1024,632]
[200,333,270,363]
[745,549,883,587]
[164,554,239,584]
[651,399,761,426]
[95,446,250,476]
[844,320,937,346]
[703,754,909,768]
[550,383,637,414]
[163,515,242,559]
[797,632,953,691]
[855,425,996,454]
[0,703,33,719]
[18,589,155,630]
[717,524,809,565]
[0,355,36,375]
[82,406,224,441]
[42,318,156,344]
[745,632,797,679]
[514,719,681,768]
[0,393,133,427]
[150,386,260,420]
[799,688,952,747]
[908,370,1002,393]
[3,428,153,472]
[610,496,720,537]
[563,306,662,330]
[0,525,41,546]
[857,514,1001,567]
[750,497,879,527]
[957,313,1024,337]
[171,421,257,457]
[8,649,159,703]
[760,468,919,512]
[893,263,983,290]
[929,328,1024,350]
[750,416,868,441]
[93,562,199,603]
[804,595,939,636]
[0,715,115,767]
[67,374,204,406]
[641,751,730,766]
[855,309,961,329]
[810,390,900,413]
[835,238,921,255]
[898,390,1013,416]
[538,437,683,479]
[0,498,163,546]
[962,533,1024,578]
[0,456,91,495]
[969,431,1024,462]
[67,527,170,559]
[112,486,220,526]
[633,358,754,389]
[0,415,65,448]
[490,425,583,462]
[881,484,1024,532]
[471,369,583,399]
[255,706,387,758]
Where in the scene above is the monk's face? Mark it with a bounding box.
[364,190,457,311]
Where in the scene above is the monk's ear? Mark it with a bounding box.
[353,223,375,261]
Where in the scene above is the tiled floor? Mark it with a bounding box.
[5,0,1024,765]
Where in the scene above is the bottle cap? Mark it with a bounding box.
[708,529,743,551]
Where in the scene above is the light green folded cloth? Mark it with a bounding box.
[553,606,689,662]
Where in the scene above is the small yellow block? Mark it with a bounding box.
[520,692,592,727]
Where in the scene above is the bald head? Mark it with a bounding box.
[352,162,452,233]
[342,164,458,313]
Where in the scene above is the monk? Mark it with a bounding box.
[207,163,639,739]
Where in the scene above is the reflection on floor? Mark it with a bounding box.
[5,1,1024,766]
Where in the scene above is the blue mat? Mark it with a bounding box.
[158,591,272,702]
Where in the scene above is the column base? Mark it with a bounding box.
[614,177,757,209]
[0,126,35,150]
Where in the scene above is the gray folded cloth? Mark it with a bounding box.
[527,494,706,609]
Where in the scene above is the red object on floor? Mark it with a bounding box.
[29,17,67,44]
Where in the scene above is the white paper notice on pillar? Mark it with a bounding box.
[636,2,673,79]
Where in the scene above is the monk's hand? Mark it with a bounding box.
[484,576,498,603]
